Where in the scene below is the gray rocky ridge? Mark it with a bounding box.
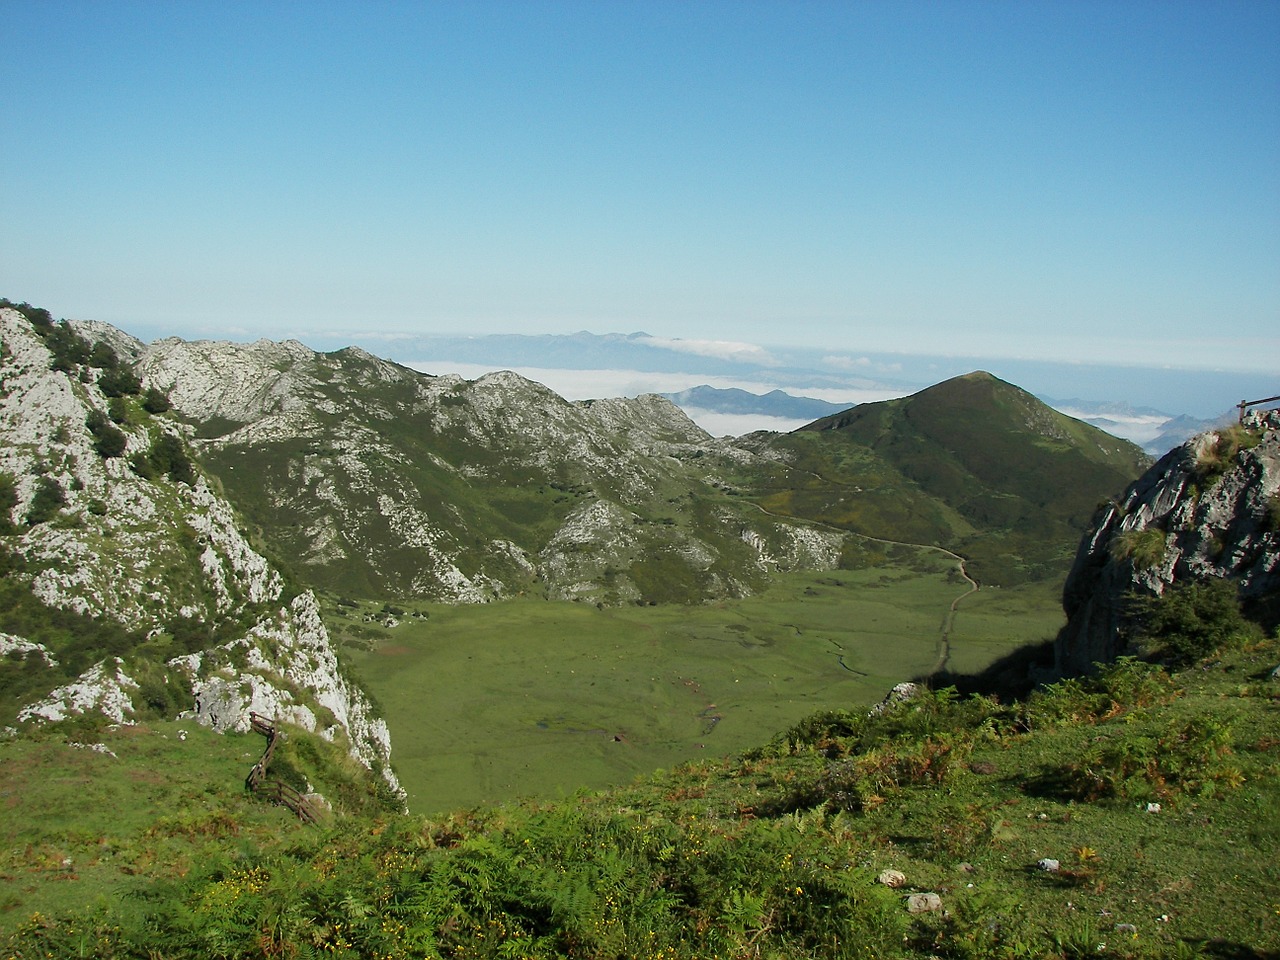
[131,334,845,604]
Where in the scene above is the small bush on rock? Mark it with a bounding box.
[86,409,127,458]
[141,386,171,414]
[1109,528,1167,571]
[25,475,66,525]
[97,364,142,397]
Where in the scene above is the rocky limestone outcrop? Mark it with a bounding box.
[19,658,140,724]
[1056,410,1280,674]
[0,307,403,803]
[170,591,398,784]
[130,334,843,604]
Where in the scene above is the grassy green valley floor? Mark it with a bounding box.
[332,565,1063,813]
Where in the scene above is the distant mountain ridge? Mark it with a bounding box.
[133,335,847,606]
[134,341,1147,599]
[49,321,1150,601]
[660,385,850,421]
[380,332,1228,453]
[661,383,1221,454]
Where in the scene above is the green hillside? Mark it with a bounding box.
[188,360,1145,604]
[145,341,809,606]
[743,372,1149,586]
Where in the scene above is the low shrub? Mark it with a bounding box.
[1134,578,1261,664]
[25,475,66,525]
[1195,424,1261,485]
[141,386,172,414]
[97,365,142,398]
[0,471,16,533]
[129,432,196,485]
[86,409,127,458]
[1061,713,1239,802]
[1024,656,1175,728]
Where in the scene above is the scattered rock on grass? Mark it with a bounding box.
[878,870,907,888]
[906,893,943,914]
[869,682,922,716]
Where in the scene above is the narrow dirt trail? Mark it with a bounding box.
[931,551,979,676]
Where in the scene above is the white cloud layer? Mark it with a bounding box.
[406,361,903,408]
[405,360,912,435]
[1051,408,1175,446]
[636,336,777,364]
[678,409,815,438]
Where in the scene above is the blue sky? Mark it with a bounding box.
[3,1,1277,378]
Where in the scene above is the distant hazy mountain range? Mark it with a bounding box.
[365,331,1251,455]
[1040,397,1226,455]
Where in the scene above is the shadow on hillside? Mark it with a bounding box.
[1199,945,1279,960]
[909,639,1058,701]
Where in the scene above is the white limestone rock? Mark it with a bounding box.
[18,658,139,724]
[0,633,57,665]
[175,592,404,802]
[870,682,923,717]
[1,308,402,802]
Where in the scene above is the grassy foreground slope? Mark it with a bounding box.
[4,617,1277,958]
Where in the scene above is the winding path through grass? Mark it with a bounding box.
[744,495,980,678]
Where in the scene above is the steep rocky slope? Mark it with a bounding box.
[1057,409,1280,673]
[0,305,402,801]
[132,336,843,604]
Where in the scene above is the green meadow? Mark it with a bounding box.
[332,552,1065,814]
[0,719,307,926]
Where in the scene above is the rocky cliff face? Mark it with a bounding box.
[0,307,403,802]
[1056,410,1280,674]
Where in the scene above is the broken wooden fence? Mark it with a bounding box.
[245,711,324,825]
